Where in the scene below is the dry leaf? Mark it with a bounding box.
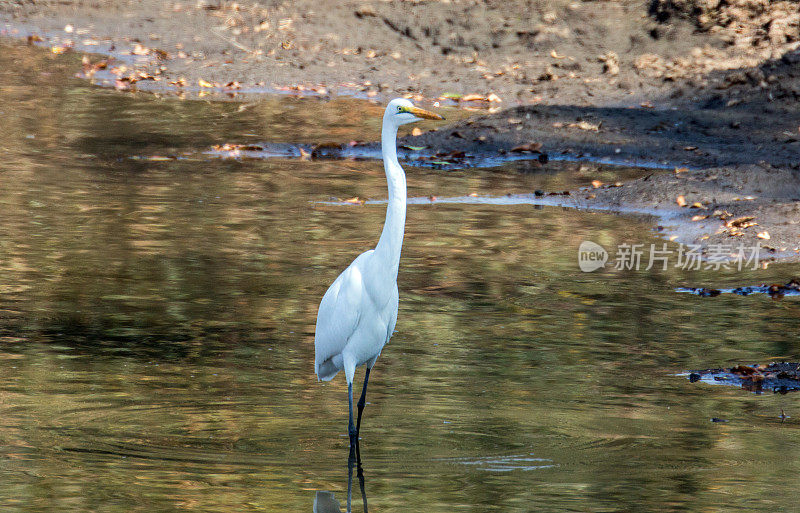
[568,121,600,131]
[690,202,707,209]
[461,94,486,102]
[676,195,687,207]
[198,78,214,88]
[591,180,603,188]
[674,167,688,174]
[510,142,542,153]
[344,197,364,205]
[411,127,422,136]
[691,215,708,221]
[757,231,771,240]
[726,216,757,229]
[487,92,502,103]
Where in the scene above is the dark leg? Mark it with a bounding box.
[357,460,368,513]
[348,382,357,447]
[355,367,371,436]
[346,453,354,513]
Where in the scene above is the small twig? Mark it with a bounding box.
[210,27,255,54]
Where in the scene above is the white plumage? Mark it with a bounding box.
[314,98,443,446]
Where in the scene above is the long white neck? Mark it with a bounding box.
[374,117,407,277]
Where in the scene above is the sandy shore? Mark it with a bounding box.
[1,0,799,261]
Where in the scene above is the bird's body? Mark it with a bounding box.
[314,98,443,448]
[314,248,398,382]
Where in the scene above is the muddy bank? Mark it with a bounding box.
[586,165,800,262]
[398,99,800,261]
[2,0,798,108]
[402,101,800,170]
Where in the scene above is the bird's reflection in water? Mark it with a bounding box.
[314,443,368,513]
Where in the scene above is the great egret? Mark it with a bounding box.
[315,98,443,447]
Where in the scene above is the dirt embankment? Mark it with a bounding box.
[1,0,797,106]
[1,0,799,260]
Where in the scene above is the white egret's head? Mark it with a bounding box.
[385,98,444,127]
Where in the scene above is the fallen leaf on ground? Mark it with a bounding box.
[726,216,757,229]
[567,121,600,131]
[461,94,487,102]
[344,197,364,205]
[198,78,214,88]
[674,167,688,174]
[411,127,422,137]
[591,180,603,188]
[691,215,708,221]
[676,195,687,207]
[487,93,502,103]
[510,142,542,153]
[757,231,771,240]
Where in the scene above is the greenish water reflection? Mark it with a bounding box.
[0,43,799,513]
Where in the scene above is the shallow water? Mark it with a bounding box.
[1,43,800,512]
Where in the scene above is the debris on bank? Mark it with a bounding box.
[687,362,800,394]
[679,279,800,299]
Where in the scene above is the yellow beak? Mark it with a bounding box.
[407,106,444,120]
